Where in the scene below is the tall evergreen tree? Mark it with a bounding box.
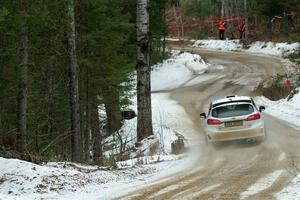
[77,0,135,162]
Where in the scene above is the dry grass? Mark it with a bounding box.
[0,176,7,185]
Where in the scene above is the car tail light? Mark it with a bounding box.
[245,113,261,121]
[207,119,223,125]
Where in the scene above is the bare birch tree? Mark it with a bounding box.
[67,0,82,162]
[136,0,153,143]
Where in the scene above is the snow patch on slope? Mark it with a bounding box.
[255,88,300,128]
[151,51,209,91]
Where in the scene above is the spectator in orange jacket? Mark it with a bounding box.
[218,21,226,40]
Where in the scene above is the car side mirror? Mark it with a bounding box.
[259,106,265,112]
[200,112,206,118]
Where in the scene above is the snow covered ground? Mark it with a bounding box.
[255,89,300,130]
[0,155,193,200]
[192,39,300,57]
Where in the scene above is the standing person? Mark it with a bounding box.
[218,21,226,40]
[238,22,246,39]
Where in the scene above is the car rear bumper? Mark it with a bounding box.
[206,127,265,143]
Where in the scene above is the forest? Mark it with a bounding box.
[1,0,300,165]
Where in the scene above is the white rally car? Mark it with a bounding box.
[200,96,266,144]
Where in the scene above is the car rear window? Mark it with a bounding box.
[212,104,254,118]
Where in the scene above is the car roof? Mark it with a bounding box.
[212,96,252,107]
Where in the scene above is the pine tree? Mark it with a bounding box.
[77,0,135,162]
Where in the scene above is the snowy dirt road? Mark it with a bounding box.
[117,50,300,200]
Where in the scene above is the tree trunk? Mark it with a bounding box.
[280,11,289,36]
[221,0,231,38]
[84,67,92,162]
[136,0,153,143]
[221,0,230,18]
[103,87,122,136]
[268,16,273,39]
[221,0,224,18]
[92,104,102,165]
[244,0,248,40]
[172,5,181,40]
[179,14,184,39]
[17,0,29,155]
[162,7,166,53]
[46,63,54,138]
[67,0,82,162]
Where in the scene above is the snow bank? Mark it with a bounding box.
[151,51,208,91]
[247,41,300,56]
[192,39,300,56]
[193,39,243,52]
[0,155,190,200]
[255,88,300,128]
